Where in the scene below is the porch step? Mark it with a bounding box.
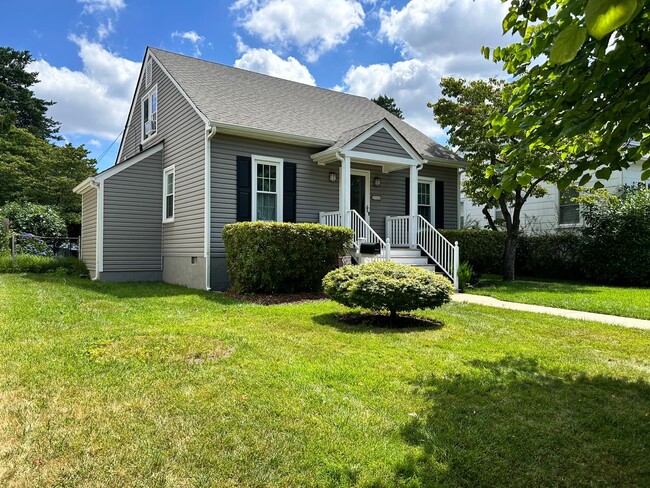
[389,255,430,266]
[388,248,423,258]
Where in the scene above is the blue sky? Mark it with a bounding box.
[2,0,508,171]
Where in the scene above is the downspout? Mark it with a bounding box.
[90,180,102,280]
[204,125,218,291]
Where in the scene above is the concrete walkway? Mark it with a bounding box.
[452,293,650,331]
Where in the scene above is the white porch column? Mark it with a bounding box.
[340,155,351,228]
[409,164,418,248]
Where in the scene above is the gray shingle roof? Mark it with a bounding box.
[150,48,462,163]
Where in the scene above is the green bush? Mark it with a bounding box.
[440,229,505,274]
[323,261,453,324]
[579,187,650,285]
[0,254,87,275]
[0,202,67,237]
[516,232,582,280]
[457,261,474,292]
[223,221,353,293]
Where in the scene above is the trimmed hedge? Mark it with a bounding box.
[222,222,353,293]
[440,229,583,280]
[0,253,88,275]
[440,230,505,274]
[323,261,453,321]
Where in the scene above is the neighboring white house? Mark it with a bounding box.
[460,161,648,233]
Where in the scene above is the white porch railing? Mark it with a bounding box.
[319,210,342,228]
[385,215,410,247]
[387,214,459,289]
[319,210,390,262]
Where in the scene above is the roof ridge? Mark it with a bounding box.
[148,46,374,102]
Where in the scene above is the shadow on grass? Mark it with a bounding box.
[474,279,601,295]
[312,311,445,334]
[19,274,239,304]
[391,356,650,487]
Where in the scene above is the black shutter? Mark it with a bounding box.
[236,156,252,222]
[435,180,445,229]
[283,162,297,223]
[405,177,410,214]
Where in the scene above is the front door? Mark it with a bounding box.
[350,170,370,220]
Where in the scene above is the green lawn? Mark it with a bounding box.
[1,274,649,487]
[467,275,650,320]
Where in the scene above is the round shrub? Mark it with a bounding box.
[323,261,453,324]
[223,222,353,293]
[0,202,67,237]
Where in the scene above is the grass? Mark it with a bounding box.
[0,274,649,487]
[468,275,650,320]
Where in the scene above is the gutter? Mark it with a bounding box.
[204,125,218,291]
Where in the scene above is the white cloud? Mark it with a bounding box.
[77,0,126,14]
[235,47,316,85]
[379,0,508,62]
[96,19,114,40]
[233,0,365,62]
[340,59,444,138]
[172,30,206,56]
[30,36,140,141]
[88,138,102,147]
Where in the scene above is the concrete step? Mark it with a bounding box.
[388,248,423,258]
[389,256,429,266]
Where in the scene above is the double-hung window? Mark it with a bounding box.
[252,156,283,221]
[559,187,580,225]
[142,86,158,142]
[163,166,175,222]
[417,178,434,223]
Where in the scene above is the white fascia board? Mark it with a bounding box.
[73,177,95,194]
[150,51,210,126]
[95,142,164,183]
[343,150,418,167]
[423,156,468,169]
[211,122,333,147]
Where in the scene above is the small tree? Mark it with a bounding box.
[371,94,404,119]
[430,77,566,281]
[0,202,67,237]
[323,261,453,325]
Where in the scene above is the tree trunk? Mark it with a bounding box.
[502,232,518,281]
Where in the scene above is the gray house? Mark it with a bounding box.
[74,48,466,291]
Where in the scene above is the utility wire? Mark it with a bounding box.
[96,127,125,165]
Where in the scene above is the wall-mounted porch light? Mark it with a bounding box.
[329,172,337,183]
[374,177,381,187]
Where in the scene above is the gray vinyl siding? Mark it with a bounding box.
[120,57,205,257]
[210,134,459,258]
[354,128,411,158]
[420,164,459,230]
[210,134,334,259]
[81,188,97,279]
[102,151,162,271]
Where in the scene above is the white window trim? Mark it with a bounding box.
[418,176,435,222]
[145,58,152,87]
[163,165,175,223]
[252,155,283,222]
[141,84,158,145]
[558,187,581,227]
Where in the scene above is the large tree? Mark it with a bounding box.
[430,77,567,280]
[485,0,649,192]
[0,46,59,140]
[371,94,404,119]
[0,125,96,226]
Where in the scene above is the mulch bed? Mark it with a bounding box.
[221,291,328,305]
[337,312,444,329]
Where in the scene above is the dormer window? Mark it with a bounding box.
[142,86,157,142]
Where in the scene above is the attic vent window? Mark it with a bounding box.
[145,59,152,87]
[141,86,158,142]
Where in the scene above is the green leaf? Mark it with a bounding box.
[593,181,605,189]
[642,169,650,181]
[585,0,637,40]
[579,173,592,186]
[595,167,613,180]
[550,25,587,65]
[641,72,650,84]
[491,113,507,127]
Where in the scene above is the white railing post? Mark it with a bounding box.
[385,216,391,244]
[453,241,460,291]
[319,211,324,225]
[409,165,418,249]
[385,237,391,261]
